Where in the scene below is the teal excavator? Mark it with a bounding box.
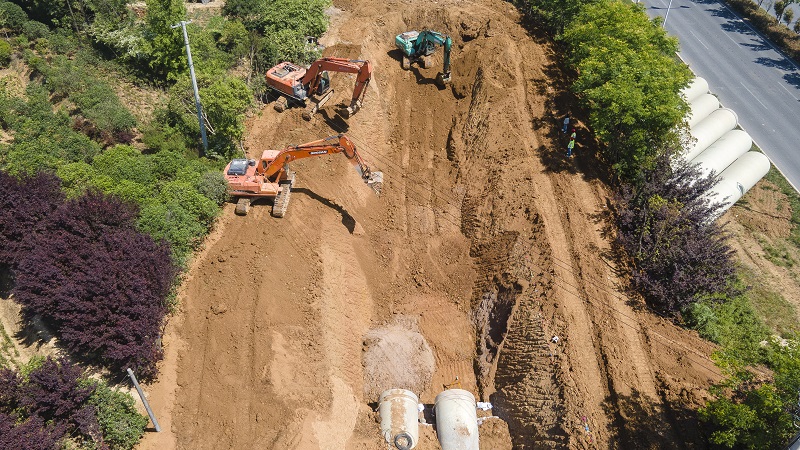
[395,30,452,86]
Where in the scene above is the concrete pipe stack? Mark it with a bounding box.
[686,93,720,129]
[688,129,752,179]
[707,151,771,213]
[681,76,709,103]
[684,107,738,162]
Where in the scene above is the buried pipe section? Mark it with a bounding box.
[379,389,420,450]
[434,389,480,450]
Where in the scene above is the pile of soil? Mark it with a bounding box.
[362,317,435,403]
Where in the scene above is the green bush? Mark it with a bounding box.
[22,20,50,40]
[0,40,11,68]
[92,145,154,185]
[137,200,208,266]
[0,2,28,32]
[88,381,148,450]
[197,171,229,205]
[141,120,188,154]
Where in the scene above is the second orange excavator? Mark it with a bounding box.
[266,57,373,120]
[224,134,383,217]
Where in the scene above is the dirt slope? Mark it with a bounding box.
[139,0,724,448]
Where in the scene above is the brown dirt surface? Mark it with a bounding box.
[137,0,726,448]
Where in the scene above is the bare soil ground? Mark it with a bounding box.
[137,0,727,448]
[4,0,796,448]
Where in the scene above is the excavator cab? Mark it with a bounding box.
[314,71,331,96]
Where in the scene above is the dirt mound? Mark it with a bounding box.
[362,317,435,402]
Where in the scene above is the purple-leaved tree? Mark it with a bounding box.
[615,154,738,315]
[13,192,175,377]
[0,171,64,266]
[0,413,61,450]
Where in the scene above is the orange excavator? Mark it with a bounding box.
[266,57,373,120]
[224,134,383,217]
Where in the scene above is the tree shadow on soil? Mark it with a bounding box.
[0,265,12,299]
[602,390,708,449]
[292,188,357,234]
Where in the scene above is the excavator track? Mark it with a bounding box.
[271,172,295,218]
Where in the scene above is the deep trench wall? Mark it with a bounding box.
[446,33,566,448]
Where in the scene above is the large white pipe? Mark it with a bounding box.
[434,389,479,450]
[689,129,752,179]
[684,108,738,162]
[686,94,720,129]
[681,77,709,104]
[379,389,419,449]
[707,151,771,213]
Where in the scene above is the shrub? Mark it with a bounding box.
[0,40,11,68]
[89,381,147,450]
[137,200,208,266]
[0,84,101,175]
[0,413,61,450]
[0,3,28,32]
[21,20,50,40]
[0,171,64,266]
[615,153,738,314]
[12,192,175,377]
[18,357,100,441]
[197,170,229,205]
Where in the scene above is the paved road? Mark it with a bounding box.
[642,0,800,190]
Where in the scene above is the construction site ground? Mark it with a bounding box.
[3,0,799,448]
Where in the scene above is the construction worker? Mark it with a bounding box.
[570,128,576,141]
[562,115,570,133]
[567,139,575,158]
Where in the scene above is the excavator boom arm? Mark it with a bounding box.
[258,135,382,194]
[300,57,373,107]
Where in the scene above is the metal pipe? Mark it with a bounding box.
[127,368,161,432]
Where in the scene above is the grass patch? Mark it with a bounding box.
[0,321,19,369]
[764,165,800,248]
[758,236,797,268]
[740,267,799,336]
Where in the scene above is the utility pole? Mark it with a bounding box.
[171,20,208,154]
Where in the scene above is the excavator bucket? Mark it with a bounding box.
[436,71,452,86]
[366,171,384,195]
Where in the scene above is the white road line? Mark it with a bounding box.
[778,82,799,101]
[740,82,768,109]
[688,30,709,49]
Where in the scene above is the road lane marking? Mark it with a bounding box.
[778,82,798,101]
[740,81,768,109]
[688,30,709,49]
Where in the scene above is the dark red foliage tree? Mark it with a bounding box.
[615,154,738,315]
[13,192,175,377]
[0,171,64,266]
[0,413,61,450]
[19,357,100,441]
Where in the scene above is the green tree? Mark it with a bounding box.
[0,40,11,68]
[143,0,187,82]
[167,72,253,158]
[561,0,691,180]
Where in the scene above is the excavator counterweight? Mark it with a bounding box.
[224,134,383,217]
